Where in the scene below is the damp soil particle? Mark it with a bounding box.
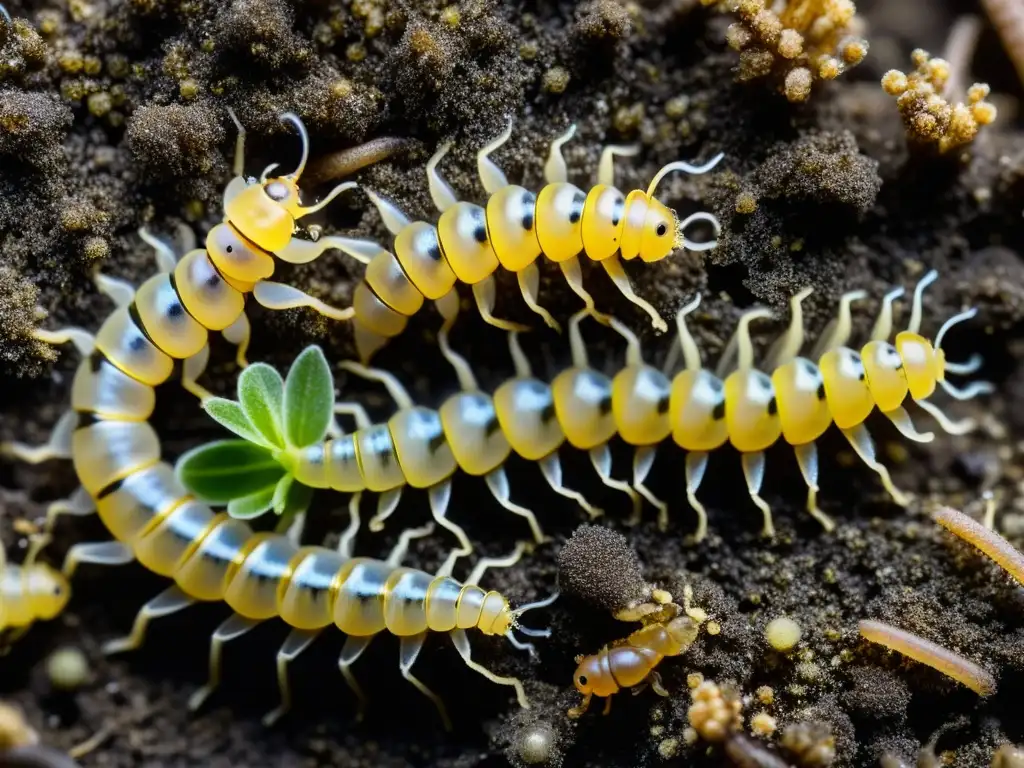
[1,0,1024,767]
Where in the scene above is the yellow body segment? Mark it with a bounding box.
[365,250,426,317]
[894,332,939,400]
[354,425,405,492]
[436,202,500,284]
[394,222,458,300]
[861,340,909,411]
[669,369,729,452]
[819,348,875,429]
[224,184,295,252]
[72,420,161,496]
[439,392,512,476]
[352,283,409,337]
[71,357,155,421]
[133,499,214,578]
[534,183,586,263]
[486,185,542,271]
[724,369,781,452]
[551,368,617,450]
[278,547,347,630]
[389,407,458,489]
[95,307,174,386]
[135,273,209,359]
[612,365,672,446]
[205,223,276,283]
[492,378,565,460]
[1,564,70,628]
[772,358,832,445]
[174,249,246,331]
[581,185,626,262]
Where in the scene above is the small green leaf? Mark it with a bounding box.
[238,363,285,448]
[175,440,287,502]
[283,345,334,449]
[204,397,272,447]
[227,485,277,519]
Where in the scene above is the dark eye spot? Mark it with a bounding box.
[578,675,588,685]
[265,182,289,201]
[53,586,62,595]
[226,245,233,253]
[656,223,668,237]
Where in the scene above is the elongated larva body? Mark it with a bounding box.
[277,269,991,558]
[0,540,69,646]
[328,120,724,361]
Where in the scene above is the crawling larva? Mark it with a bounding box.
[283,269,989,549]
[567,607,700,718]
[8,110,368,410]
[327,119,723,361]
[0,535,69,649]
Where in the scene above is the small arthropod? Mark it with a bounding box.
[326,118,723,361]
[567,608,700,717]
[0,535,70,649]
[4,109,367,419]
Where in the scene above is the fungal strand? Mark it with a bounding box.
[858,619,997,696]
[933,505,1024,586]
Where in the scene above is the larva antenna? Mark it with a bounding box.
[676,210,721,252]
[506,591,560,656]
[645,152,725,198]
[279,112,310,182]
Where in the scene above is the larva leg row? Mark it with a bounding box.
[400,633,452,730]
[103,585,194,655]
[188,614,261,713]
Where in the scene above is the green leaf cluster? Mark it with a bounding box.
[176,346,334,526]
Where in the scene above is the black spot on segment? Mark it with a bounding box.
[226,245,234,253]
[522,191,536,230]
[816,382,826,400]
[168,272,201,323]
[95,475,125,501]
[569,192,585,224]
[657,394,670,414]
[474,224,488,244]
[712,401,726,420]
[87,350,106,373]
[611,196,624,227]
[425,232,443,262]
[767,397,778,416]
[127,302,157,348]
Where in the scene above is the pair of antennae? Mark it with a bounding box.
[250,111,310,185]
[506,591,560,656]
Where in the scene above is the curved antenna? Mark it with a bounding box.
[506,633,537,657]
[279,112,310,181]
[940,379,995,401]
[677,211,721,252]
[512,590,560,621]
[259,163,280,183]
[906,268,938,335]
[646,152,725,198]
[935,307,977,349]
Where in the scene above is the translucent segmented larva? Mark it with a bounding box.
[325,118,723,361]
[0,364,555,731]
[567,611,700,718]
[15,110,371,408]
[0,535,70,649]
[300,269,991,548]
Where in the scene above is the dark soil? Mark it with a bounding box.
[2,0,1024,766]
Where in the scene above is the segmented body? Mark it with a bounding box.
[331,120,723,361]
[295,269,989,550]
[0,111,550,728]
[0,541,69,644]
[568,613,700,717]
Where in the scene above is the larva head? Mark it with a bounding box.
[894,331,941,399]
[223,112,355,256]
[27,564,70,621]
[572,651,618,697]
[618,191,678,263]
[478,591,514,636]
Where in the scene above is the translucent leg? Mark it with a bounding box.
[793,442,834,531]
[485,467,548,544]
[222,312,251,368]
[472,276,530,332]
[559,258,611,325]
[538,453,603,518]
[477,118,513,195]
[906,269,938,335]
[647,670,669,697]
[354,324,389,365]
[338,360,414,409]
[516,263,560,331]
[429,480,473,576]
[543,124,577,184]
[600,257,667,332]
[93,272,136,308]
[227,106,247,177]
[426,143,458,213]
[633,446,667,529]
[450,628,529,709]
[764,287,813,371]
[715,307,774,378]
[685,452,709,543]
[589,444,641,519]
[869,287,906,342]
[741,451,775,538]
[252,280,355,322]
[385,521,435,567]
[809,290,868,359]
[663,294,704,376]
[399,633,452,731]
[337,493,362,559]
[262,629,321,726]
[103,585,194,655]
[567,308,593,368]
[368,487,403,533]
[507,327,533,377]
[438,311,481,392]
[188,613,261,712]
[840,423,910,506]
[596,143,640,187]
[466,541,527,586]
[1,410,76,464]
[138,226,179,274]
[275,230,374,266]
[34,324,95,359]
[883,407,935,443]
[62,541,134,579]
[182,345,213,402]
[43,487,95,535]
[364,188,413,234]
[334,402,372,430]
[915,399,976,435]
[338,635,373,721]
